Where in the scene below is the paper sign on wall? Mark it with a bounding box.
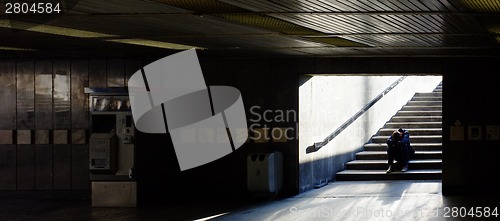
[450,126,464,141]
[486,125,500,140]
[468,126,482,141]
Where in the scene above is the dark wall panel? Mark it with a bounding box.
[0,61,16,129]
[17,145,35,190]
[231,60,253,92]
[199,59,216,85]
[107,59,125,87]
[270,59,299,195]
[35,144,53,190]
[296,58,314,74]
[89,60,106,88]
[407,58,442,73]
[71,60,89,129]
[249,60,272,110]
[350,57,371,73]
[386,57,407,73]
[16,61,35,130]
[53,144,71,189]
[53,60,71,129]
[71,60,91,190]
[0,145,16,190]
[125,59,143,86]
[369,58,388,73]
[314,57,334,73]
[332,58,352,73]
[214,59,234,85]
[35,60,53,130]
[271,59,297,110]
[71,144,88,190]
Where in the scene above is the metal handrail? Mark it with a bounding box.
[306,76,406,153]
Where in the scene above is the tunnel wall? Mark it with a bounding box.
[1,55,498,198]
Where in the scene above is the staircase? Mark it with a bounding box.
[336,82,443,181]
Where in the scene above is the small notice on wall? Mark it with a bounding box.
[468,126,482,141]
[450,126,464,141]
[486,125,500,140]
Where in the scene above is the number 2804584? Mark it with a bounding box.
[5,2,61,14]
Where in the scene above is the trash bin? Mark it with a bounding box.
[247,151,283,194]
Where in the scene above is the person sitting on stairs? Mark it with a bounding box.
[386,128,414,173]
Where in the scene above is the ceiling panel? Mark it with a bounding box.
[47,14,277,37]
[162,35,326,49]
[212,14,325,35]
[304,37,368,47]
[70,0,189,14]
[0,0,499,57]
[220,0,466,12]
[344,34,497,47]
[150,0,249,13]
[271,14,485,34]
[458,0,500,12]
[293,47,499,57]
[0,27,172,53]
[292,47,371,56]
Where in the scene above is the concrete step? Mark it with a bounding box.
[371,135,442,143]
[396,110,442,116]
[401,106,442,111]
[335,169,442,181]
[345,159,442,170]
[363,143,442,151]
[377,128,442,136]
[411,97,442,101]
[355,151,442,160]
[384,121,441,128]
[414,92,442,97]
[406,101,442,106]
[390,116,441,122]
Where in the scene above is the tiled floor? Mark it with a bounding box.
[1,180,499,221]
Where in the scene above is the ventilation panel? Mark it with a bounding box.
[459,0,500,12]
[213,14,325,36]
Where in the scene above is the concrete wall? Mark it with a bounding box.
[298,75,442,192]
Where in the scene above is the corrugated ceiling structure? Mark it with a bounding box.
[0,0,499,57]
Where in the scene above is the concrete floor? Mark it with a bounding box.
[212,180,500,221]
[213,180,445,221]
[1,180,499,221]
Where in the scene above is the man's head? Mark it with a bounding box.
[392,130,401,141]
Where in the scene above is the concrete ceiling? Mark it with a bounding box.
[1,0,500,57]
